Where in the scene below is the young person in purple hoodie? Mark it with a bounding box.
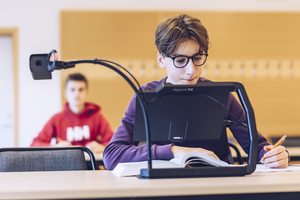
[103,14,289,170]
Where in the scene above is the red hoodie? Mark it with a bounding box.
[31,102,114,147]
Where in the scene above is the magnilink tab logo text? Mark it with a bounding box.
[173,88,194,92]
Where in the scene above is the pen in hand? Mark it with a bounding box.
[259,135,286,163]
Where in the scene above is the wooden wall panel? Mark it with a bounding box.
[61,11,300,60]
[61,11,161,60]
[198,12,300,59]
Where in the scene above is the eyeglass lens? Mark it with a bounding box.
[174,54,207,68]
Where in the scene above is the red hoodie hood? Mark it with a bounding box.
[63,102,101,117]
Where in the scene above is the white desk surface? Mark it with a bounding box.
[286,147,300,156]
[1,169,300,199]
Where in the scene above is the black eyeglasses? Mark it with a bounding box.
[166,53,208,68]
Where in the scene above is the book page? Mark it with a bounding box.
[112,160,182,177]
[254,164,300,173]
[170,152,229,167]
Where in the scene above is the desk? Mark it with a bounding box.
[1,170,300,200]
[286,147,300,162]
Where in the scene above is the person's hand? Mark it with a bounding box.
[85,141,105,154]
[262,145,289,168]
[54,140,72,147]
[171,145,219,160]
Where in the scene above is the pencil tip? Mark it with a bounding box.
[259,157,264,163]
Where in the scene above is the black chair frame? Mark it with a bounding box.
[228,143,244,165]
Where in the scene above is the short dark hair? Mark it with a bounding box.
[65,73,88,88]
[155,13,209,58]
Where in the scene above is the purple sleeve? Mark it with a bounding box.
[103,93,173,170]
[227,93,269,163]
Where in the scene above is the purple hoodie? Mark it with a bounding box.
[103,77,269,170]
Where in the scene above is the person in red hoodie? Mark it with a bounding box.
[31,73,114,154]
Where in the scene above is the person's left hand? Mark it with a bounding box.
[85,141,105,154]
[262,145,289,168]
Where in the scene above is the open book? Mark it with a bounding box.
[112,152,230,177]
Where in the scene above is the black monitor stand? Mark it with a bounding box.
[134,82,258,179]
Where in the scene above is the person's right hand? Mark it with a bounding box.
[171,145,219,160]
[54,140,72,147]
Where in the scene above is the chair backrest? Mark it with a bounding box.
[0,146,97,172]
[228,143,244,165]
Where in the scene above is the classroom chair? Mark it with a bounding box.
[229,143,244,164]
[0,146,97,172]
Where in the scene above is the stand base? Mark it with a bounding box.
[139,166,246,179]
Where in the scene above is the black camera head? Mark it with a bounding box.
[29,53,52,80]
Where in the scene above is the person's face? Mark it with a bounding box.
[64,80,88,108]
[157,39,203,85]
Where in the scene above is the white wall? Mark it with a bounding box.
[0,36,14,147]
[0,0,300,147]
